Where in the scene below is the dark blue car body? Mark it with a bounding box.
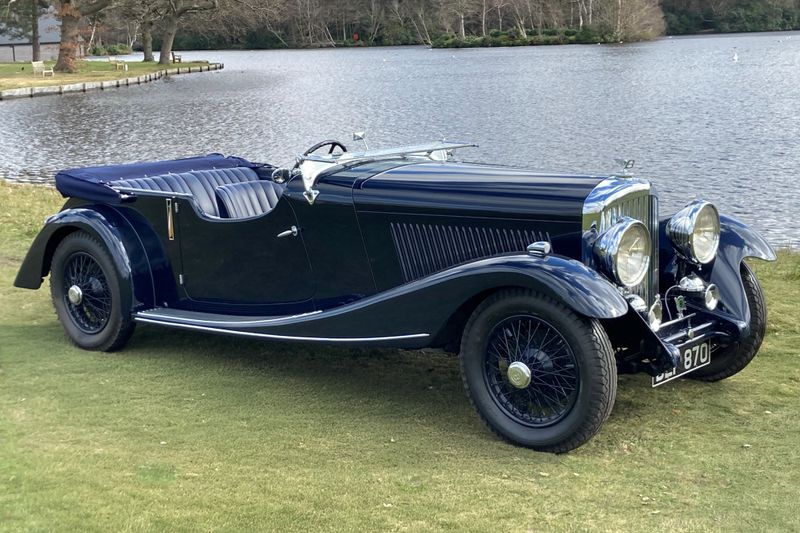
[13,142,777,451]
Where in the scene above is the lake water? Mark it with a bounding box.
[1,32,799,247]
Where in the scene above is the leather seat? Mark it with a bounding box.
[112,167,259,217]
[215,180,284,219]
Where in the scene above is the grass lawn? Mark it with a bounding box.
[0,180,798,531]
[0,60,210,91]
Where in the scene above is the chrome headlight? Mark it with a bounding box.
[593,217,651,287]
[666,201,720,264]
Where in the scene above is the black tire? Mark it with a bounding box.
[690,263,766,382]
[50,231,135,352]
[459,289,617,453]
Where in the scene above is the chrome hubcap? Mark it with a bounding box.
[507,361,532,389]
[67,284,83,305]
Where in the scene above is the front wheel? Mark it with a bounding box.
[50,231,135,352]
[460,290,617,453]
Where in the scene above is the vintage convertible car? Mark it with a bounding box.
[15,139,776,452]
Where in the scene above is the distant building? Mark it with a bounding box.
[0,8,72,62]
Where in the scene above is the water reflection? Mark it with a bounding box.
[1,32,799,247]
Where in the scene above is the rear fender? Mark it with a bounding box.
[13,205,165,311]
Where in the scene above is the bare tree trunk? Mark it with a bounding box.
[481,0,487,36]
[414,10,432,45]
[142,20,154,61]
[87,18,98,51]
[54,5,80,72]
[459,13,465,38]
[159,16,179,65]
[30,0,40,61]
[126,22,139,48]
[322,23,335,46]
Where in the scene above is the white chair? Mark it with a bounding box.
[31,61,54,77]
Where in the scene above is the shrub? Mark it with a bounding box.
[90,44,132,56]
[575,26,602,43]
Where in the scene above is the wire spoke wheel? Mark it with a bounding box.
[62,251,112,334]
[484,314,580,427]
[50,231,135,352]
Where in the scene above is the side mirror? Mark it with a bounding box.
[271,167,293,184]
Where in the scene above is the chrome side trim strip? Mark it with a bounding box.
[111,187,194,198]
[136,309,323,326]
[134,317,430,343]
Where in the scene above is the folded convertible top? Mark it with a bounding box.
[55,154,259,204]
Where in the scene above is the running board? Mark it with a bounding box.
[133,307,430,345]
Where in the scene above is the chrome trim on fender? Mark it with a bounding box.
[134,316,430,343]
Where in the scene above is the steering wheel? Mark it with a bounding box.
[302,139,348,156]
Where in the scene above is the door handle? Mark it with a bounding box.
[277,226,299,238]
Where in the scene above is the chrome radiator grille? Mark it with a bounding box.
[583,178,659,305]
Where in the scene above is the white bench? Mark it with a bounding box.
[32,61,54,77]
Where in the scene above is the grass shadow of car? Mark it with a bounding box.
[126,323,729,440]
[5,320,749,453]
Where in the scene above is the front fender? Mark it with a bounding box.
[657,213,775,337]
[13,206,157,311]
[707,215,776,330]
[401,253,629,324]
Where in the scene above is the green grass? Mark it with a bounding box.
[0,60,210,91]
[1,180,798,532]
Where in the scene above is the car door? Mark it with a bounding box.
[175,195,314,311]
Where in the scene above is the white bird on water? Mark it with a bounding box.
[732,52,739,62]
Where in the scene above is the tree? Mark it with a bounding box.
[158,0,218,64]
[113,0,162,61]
[0,0,49,60]
[52,0,113,72]
[444,0,479,38]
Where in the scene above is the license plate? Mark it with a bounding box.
[652,340,711,387]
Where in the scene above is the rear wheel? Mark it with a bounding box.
[691,263,766,381]
[460,290,617,453]
[50,231,135,351]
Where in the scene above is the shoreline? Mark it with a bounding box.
[0,62,224,101]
